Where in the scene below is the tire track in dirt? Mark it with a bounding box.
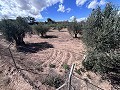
[40,48,82,70]
[41,49,57,67]
[57,50,68,69]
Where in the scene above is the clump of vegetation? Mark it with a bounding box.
[0,17,32,46]
[49,64,56,68]
[82,3,120,82]
[34,24,49,38]
[42,75,64,88]
[75,68,82,75]
[62,63,70,70]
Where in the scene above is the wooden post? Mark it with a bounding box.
[56,64,75,90]
[68,64,75,90]
[56,82,67,90]
[8,43,18,70]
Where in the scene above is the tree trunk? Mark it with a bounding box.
[75,34,77,38]
[41,33,44,38]
[18,35,25,46]
[13,35,25,46]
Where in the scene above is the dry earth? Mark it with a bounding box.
[0,28,115,90]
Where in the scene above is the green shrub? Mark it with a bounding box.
[75,68,82,75]
[34,24,49,37]
[83,50,120,74]
[42,76,64,88]
[62,64,70,70]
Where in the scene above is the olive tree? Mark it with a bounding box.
[0,17,32,46]
[68,17,83,38]
[82,3,120,75]
[34,24,49,38]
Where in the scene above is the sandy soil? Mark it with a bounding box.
[0,28,114,90]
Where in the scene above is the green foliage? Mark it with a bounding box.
[42,75,64,88]
[56,24,64,31]
[47,24,57,28]
[83,4,120,51]
[82,3,120,77]
[0,17,32,46]
[62,63,70,70]
[75,68,82,75]
[46,23,68,31]
[34,24,49,37]
[83,50,120,74]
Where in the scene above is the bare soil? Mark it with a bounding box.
[0,29,114,90]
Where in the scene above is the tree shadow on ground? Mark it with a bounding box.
[107,73,120,89]
[17,42,54,53]
[101,72,120,89]
[44,35,58,38]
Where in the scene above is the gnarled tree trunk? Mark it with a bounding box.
[13,34,25,46]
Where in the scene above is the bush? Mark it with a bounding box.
[34,24,49,37]
[62,63,70,70]
[42,75,64,88]
[83,50,120,74]
[75,68,82,75]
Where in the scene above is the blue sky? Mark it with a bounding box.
[41,0,120,21]
[0,0,120,22]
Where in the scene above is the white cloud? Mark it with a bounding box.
[88,0,98,9]
[57,4,65,12]
[77,17,87,22]
[70,16,76,21]
[66,8,71,13]
[76,0,88,6]
[75,0,106,9]
[70,16,87,22]
[57,4,71,13]
[0,0,64,19]
[99,0,106,5]
[88,0,106,9]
